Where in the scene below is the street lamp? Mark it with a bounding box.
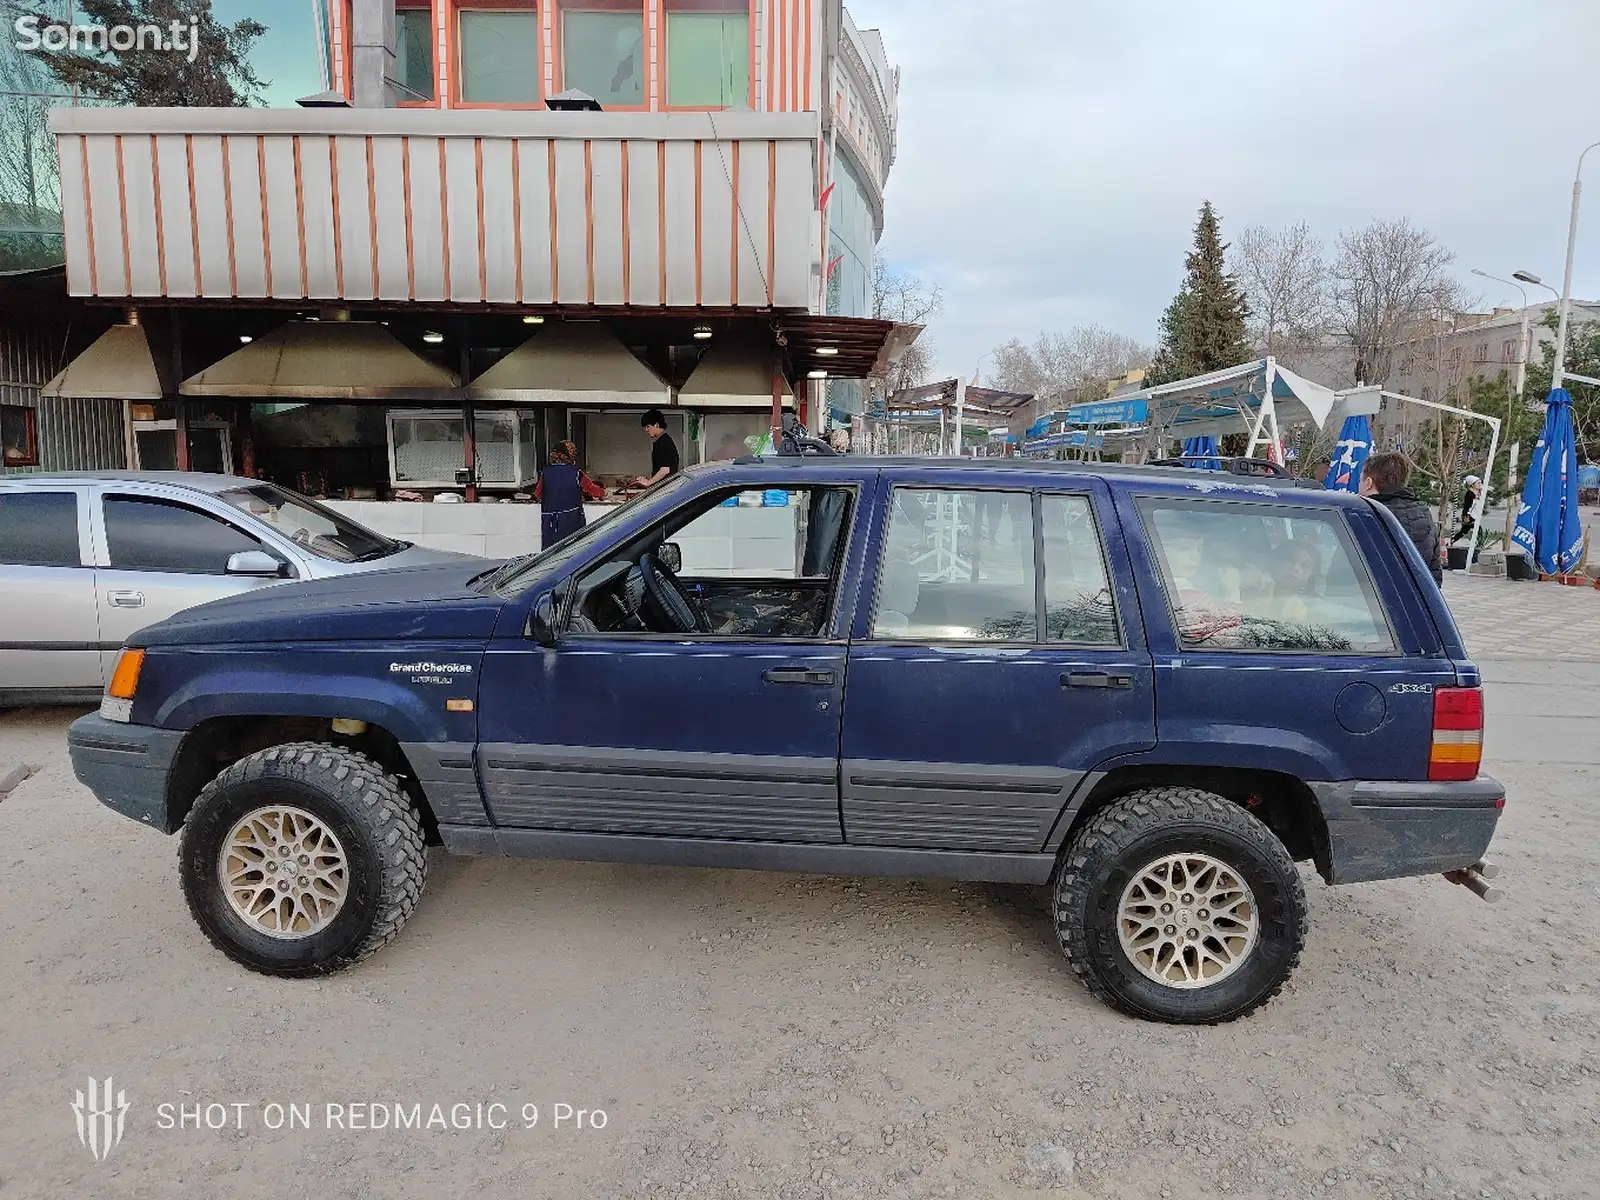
[1550,141,1600,390]
[955,349,997,456]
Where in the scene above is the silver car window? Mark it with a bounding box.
[0,492,81,566]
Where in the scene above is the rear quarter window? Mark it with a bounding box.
[1136,497,1394,654]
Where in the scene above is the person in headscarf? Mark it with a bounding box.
[534,440,605,548]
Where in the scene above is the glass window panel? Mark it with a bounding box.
[104,498,263,574]
[666,11,749,107]
[1140,501,1393,653]
[562,8,645,107]
[0,492,80,566]
[1040,494,1119,646]
[395,7,435,101]
[873,488,1036,641]
[460,10,541,104]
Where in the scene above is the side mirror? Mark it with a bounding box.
[226,550,286,576]
[658,541,682,574]
[531,591,561,648]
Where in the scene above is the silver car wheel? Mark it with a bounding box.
[1117,852,1259,988]
[219,806,350,940]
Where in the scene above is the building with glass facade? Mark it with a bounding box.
[821,6,898,424]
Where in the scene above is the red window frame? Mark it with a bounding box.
[454,0,544,109]
[1,404,40,468]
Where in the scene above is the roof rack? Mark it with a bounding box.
[1146,456,1324,488]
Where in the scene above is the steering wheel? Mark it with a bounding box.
[638,551,705,634]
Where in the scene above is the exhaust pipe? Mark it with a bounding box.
[1444,859,1503,903]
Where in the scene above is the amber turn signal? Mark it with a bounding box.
[108,649,145,700]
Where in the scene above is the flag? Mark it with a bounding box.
[1323,415,1373,492]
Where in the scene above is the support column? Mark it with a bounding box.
[171,310,189,471]
[350,0,396,109]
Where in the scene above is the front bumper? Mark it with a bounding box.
[67,714,186,834]
[1311,775,1504,884]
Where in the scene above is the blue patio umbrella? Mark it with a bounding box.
[1323,414,1373,492]
[1511,388,1584,575]
[1181,435,1223,470]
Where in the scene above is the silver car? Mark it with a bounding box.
[0,473,479,705]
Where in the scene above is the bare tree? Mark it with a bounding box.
[0,26,64,265]
[990,325,1152,418]
[1232,221,1327,360]
[872,252,943,395]
[1330,218,1465,386]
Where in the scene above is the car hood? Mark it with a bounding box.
[331,541,484,572]
[129,560,509,647]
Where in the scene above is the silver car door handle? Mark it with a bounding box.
[107,590,145,608]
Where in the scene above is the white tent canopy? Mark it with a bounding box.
[1111,357,1381,458]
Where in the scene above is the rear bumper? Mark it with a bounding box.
[1311,775,1504,884]
[67,714,185,834]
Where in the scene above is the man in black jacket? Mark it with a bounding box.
[1360,451,1443,585]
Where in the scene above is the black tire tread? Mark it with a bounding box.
[180,742,427,975]
[1053,786,1307,1024]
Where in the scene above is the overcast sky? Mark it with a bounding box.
[849,0,1600,382]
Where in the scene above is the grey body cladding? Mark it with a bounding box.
[436,825,1057,885]
[477,743,844,842]
[841,759,1086,851]
[402,741,490,826]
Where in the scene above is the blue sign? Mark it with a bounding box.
[1025,431,1104,452]
[1065,398,1149,427]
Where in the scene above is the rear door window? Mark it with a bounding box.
[1137,498,1394,653]
[104,496,265,574]
[0,491,81,566]
[872,488,1036,641]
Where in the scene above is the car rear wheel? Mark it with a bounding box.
[1052,787,1306,1024]
[179,743,427,977]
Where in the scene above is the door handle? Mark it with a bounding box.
[1062,671,1133,690]
[107,590,145,609]
[763,667,836,686]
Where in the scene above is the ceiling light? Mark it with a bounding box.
[692,324,713,340]
[238,335,252,344]
[522,314,544,324]
[807,368,828,379]
[815,345,839,356]
[422,330,445,344]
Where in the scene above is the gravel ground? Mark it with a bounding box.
[1,581,1597,1199]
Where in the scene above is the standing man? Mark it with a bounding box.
[1360,451,1443,585]
[632,409,680,488]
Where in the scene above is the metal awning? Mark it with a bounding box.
[676,337,795,408]
[778,315,903,380]
[40,323,168,400]
[182,321,459,399]
[466,321,669,405]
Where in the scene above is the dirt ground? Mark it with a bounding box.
[1,578,1597,1199]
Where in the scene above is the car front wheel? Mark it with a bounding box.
[1053,787,1306,1024]
[179,743,427,977]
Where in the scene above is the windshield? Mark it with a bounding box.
[479,475,691,597]
[218,484,403,564]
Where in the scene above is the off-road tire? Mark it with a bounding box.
[1053,787,1306,1024]
[179,743,427,977]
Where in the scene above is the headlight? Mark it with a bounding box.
[100,648,144,723]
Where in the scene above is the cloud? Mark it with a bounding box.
[851,0,1600,383]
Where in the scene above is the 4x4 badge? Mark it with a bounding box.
[1388,683,1434,694]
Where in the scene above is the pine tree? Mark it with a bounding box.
[22,0,267,107]
[1149,201,1252,384]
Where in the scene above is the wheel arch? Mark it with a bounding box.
[1048,764,1332,882]
[165,715,440,843]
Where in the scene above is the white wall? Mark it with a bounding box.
[326,498,799,575]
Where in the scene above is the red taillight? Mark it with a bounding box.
[1429,686,1483,781]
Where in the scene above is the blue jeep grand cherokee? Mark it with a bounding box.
[68,456,1504,1024]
